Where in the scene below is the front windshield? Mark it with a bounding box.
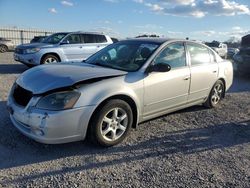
[42,33,68,44]
[85,42,159,72]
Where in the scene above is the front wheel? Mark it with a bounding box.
[89,99,133,147]
[204,80,225,108]
[0,45,8,53]
[41,54,59,64]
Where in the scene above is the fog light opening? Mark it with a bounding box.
[33,129,44,136]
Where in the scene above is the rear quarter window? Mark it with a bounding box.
[95,35,107,43]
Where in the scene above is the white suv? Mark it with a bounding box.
[205,41,228,59]
[14,32,113,66]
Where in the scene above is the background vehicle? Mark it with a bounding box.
[14,31,113,66]
[233,34,250,75]
[7,38,233,146]
[205,41,228,59]
[111,37,119,43]
[0,37,15,53]
[30,36,47,43]
[227,48,239,59]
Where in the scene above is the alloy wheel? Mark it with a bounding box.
[100,107,128,142]
[211,83,223,105]
[44,57,58,64]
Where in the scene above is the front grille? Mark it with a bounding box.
[13,85,33,107]
[15,48,25,54]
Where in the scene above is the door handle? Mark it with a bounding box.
[79,46,83,48]
[183,76,190,80]
[212,70,217,73]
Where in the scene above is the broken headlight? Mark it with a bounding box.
[36,91,81,110]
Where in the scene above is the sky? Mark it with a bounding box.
[0,0,250,42]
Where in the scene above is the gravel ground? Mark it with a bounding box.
[0,52,250,188]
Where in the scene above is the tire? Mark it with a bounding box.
[88,99,133,147]
[204,80,225,108]
[41,54,59,64]
[0,45,8,53]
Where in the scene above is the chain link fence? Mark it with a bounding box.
[0,27,57,46]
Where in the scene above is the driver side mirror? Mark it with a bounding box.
[147,63,171,73]
[60,40,70,45]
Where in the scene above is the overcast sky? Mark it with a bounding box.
[0,0,249,42]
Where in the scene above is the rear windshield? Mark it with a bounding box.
[205,42,219,48]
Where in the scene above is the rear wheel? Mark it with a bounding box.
[89,99,133,147]
[0,45,8,53]
[41,54,59,64]
[204,80,225,108]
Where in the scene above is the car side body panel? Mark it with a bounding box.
[74,73,144,122]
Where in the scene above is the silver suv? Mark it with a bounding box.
[205,41,228,59]
[0,37,15,53]
[14,32,113,66]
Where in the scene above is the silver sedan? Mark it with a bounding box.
[7,38,233,146]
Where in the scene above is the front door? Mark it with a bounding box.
[143,42,191,118]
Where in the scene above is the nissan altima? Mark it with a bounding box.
[7,38,233,146]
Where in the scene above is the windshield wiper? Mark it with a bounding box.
[94,62,112,68]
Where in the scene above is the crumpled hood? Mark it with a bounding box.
[16,63,127,95]
[17,43,54,49]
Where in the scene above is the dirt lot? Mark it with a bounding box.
[0,52,250,188]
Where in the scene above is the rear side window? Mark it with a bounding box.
[82,34,96,43]
[63,34,81,44]
[209,49,216,63]
[81,34,107,43]
[187,43,211,66]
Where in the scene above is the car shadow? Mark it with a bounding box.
[0,64,28,74]
[1,98,249,184]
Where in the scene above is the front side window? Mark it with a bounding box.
[42,33,67,44]
[154,43,186,69]
[62,34,81,44]
[187,43,211,66]
[85,42,159,72]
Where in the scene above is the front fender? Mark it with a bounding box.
[74,75,144,121]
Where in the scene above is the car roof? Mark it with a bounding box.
[57,31,106,35]
[119,37,188,45]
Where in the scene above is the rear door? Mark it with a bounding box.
[186,42,219,102]
[80,34,108,60]
[60,34,83,62]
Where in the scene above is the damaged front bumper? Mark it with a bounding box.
[7,96,96,144]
